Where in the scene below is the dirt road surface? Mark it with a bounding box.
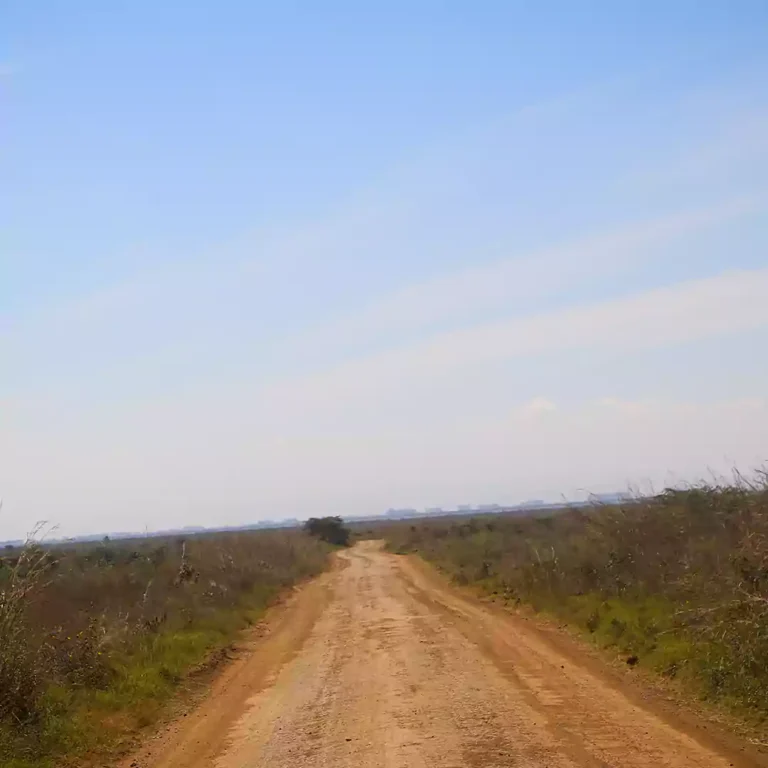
[128,541,763,768]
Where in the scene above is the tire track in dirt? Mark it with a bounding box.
[126,541,766,768]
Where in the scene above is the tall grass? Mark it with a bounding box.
[378,476,768,720]
[0,527,331,767]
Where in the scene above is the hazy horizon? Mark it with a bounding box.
[3,3,768,540]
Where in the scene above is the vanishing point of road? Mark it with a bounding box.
[125,542,763,768]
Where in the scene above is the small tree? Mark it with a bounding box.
[303,516,351,547]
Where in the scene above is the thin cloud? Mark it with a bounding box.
[269,267,768,415]
[302,195,766,348]
[521,397,557,414]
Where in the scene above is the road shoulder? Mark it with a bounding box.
[117,568,336,768]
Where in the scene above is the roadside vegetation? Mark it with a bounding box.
[378,476,768,723]
[0,527,332,768]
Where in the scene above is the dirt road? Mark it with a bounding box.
[129,541,762,768]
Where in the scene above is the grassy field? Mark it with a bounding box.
[372,477,768,723]
[0,527,332,767]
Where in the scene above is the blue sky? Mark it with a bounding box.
[2,2,768,538]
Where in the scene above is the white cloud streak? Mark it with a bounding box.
[298,196,765,350]
[264,267,768,427]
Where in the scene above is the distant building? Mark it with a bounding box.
[385,508,419,518]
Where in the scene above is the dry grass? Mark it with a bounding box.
[0,527,331,767]
[375,475,768,722]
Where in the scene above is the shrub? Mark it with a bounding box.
[0,532,53,727]
[304,516,351,547]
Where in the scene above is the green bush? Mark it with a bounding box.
[304,516,351,547]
